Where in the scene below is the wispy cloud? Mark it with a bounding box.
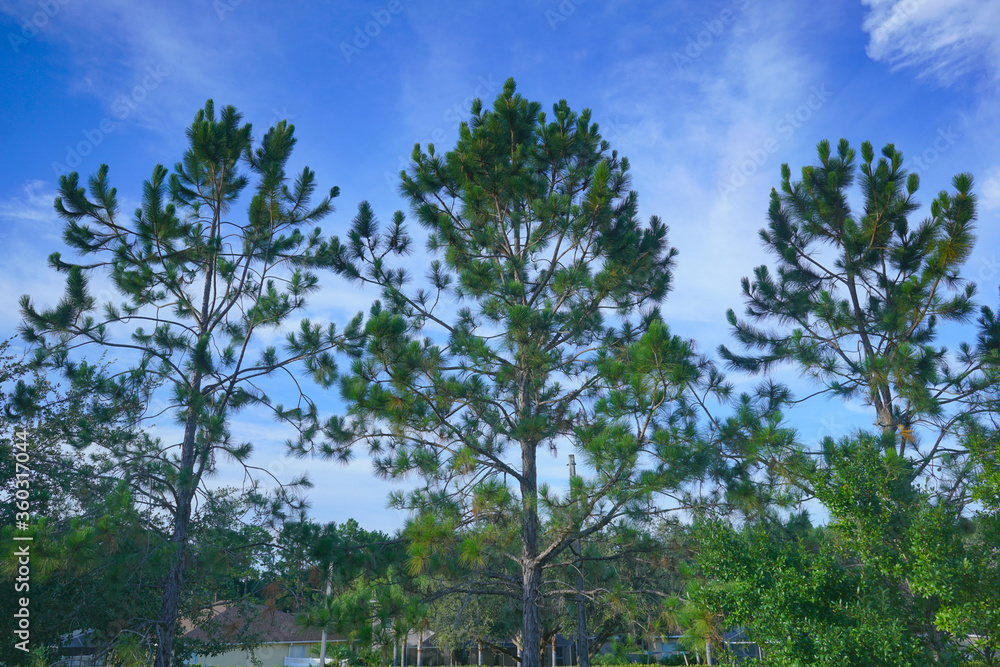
[2,0,279,135]
[982,166,1000,210]
[593,1,830,329]
[0,179,59,228]
[861,0,1000,85]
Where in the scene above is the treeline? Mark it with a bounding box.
[1,79,998,667]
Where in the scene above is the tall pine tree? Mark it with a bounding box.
[20,101,358,667]
[720,139,996,494]
[309,79,729,667]
[711,139,1000,664]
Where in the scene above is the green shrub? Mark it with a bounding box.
[657,655,689,666]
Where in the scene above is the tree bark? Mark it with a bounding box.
[153,402,200,667]
[522,551,542,667]
[521,425,541,667]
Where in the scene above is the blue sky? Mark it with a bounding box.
[1,0,999,532]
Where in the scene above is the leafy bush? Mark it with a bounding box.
[658,655,690,666]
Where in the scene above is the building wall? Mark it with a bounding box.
[192,642,305,667]
[402,643,571,667]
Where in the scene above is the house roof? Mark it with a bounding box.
[184,604,325,644]
[405,630,436,646]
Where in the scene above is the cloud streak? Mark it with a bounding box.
[861,0,1000,84]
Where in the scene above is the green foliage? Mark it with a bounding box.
[656,656,689,667]
[694,516,937,667]
[704,139,1000,666]
[591,637,649,665]
[0,338,171,664]
[720,139,993,477]
[270,518,420,667]
[693,428,999,666]
[314,78,734,667]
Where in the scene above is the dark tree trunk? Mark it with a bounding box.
[521,431,541,667]
[522,562,542,667]
[154,498,193,667]
[154,375,202,667]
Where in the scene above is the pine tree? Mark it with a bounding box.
[310,79,729,667]
[713,139,1000,663]
[720,139,997,495]
[20,101,358,667]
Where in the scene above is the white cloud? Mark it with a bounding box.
[0,180,60,228]
[861,0,1000,85]
[981,166,1000,210]
[594,2,830,328]
[1,0,279,139]
[0,181,66,334]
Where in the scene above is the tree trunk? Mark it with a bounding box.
[155,215,219,667]
[521,432,541,667]
[153,389,202,667]
[522,557,542,667]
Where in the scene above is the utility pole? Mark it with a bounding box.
[568,455,589,667]
[319,563,333,666]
